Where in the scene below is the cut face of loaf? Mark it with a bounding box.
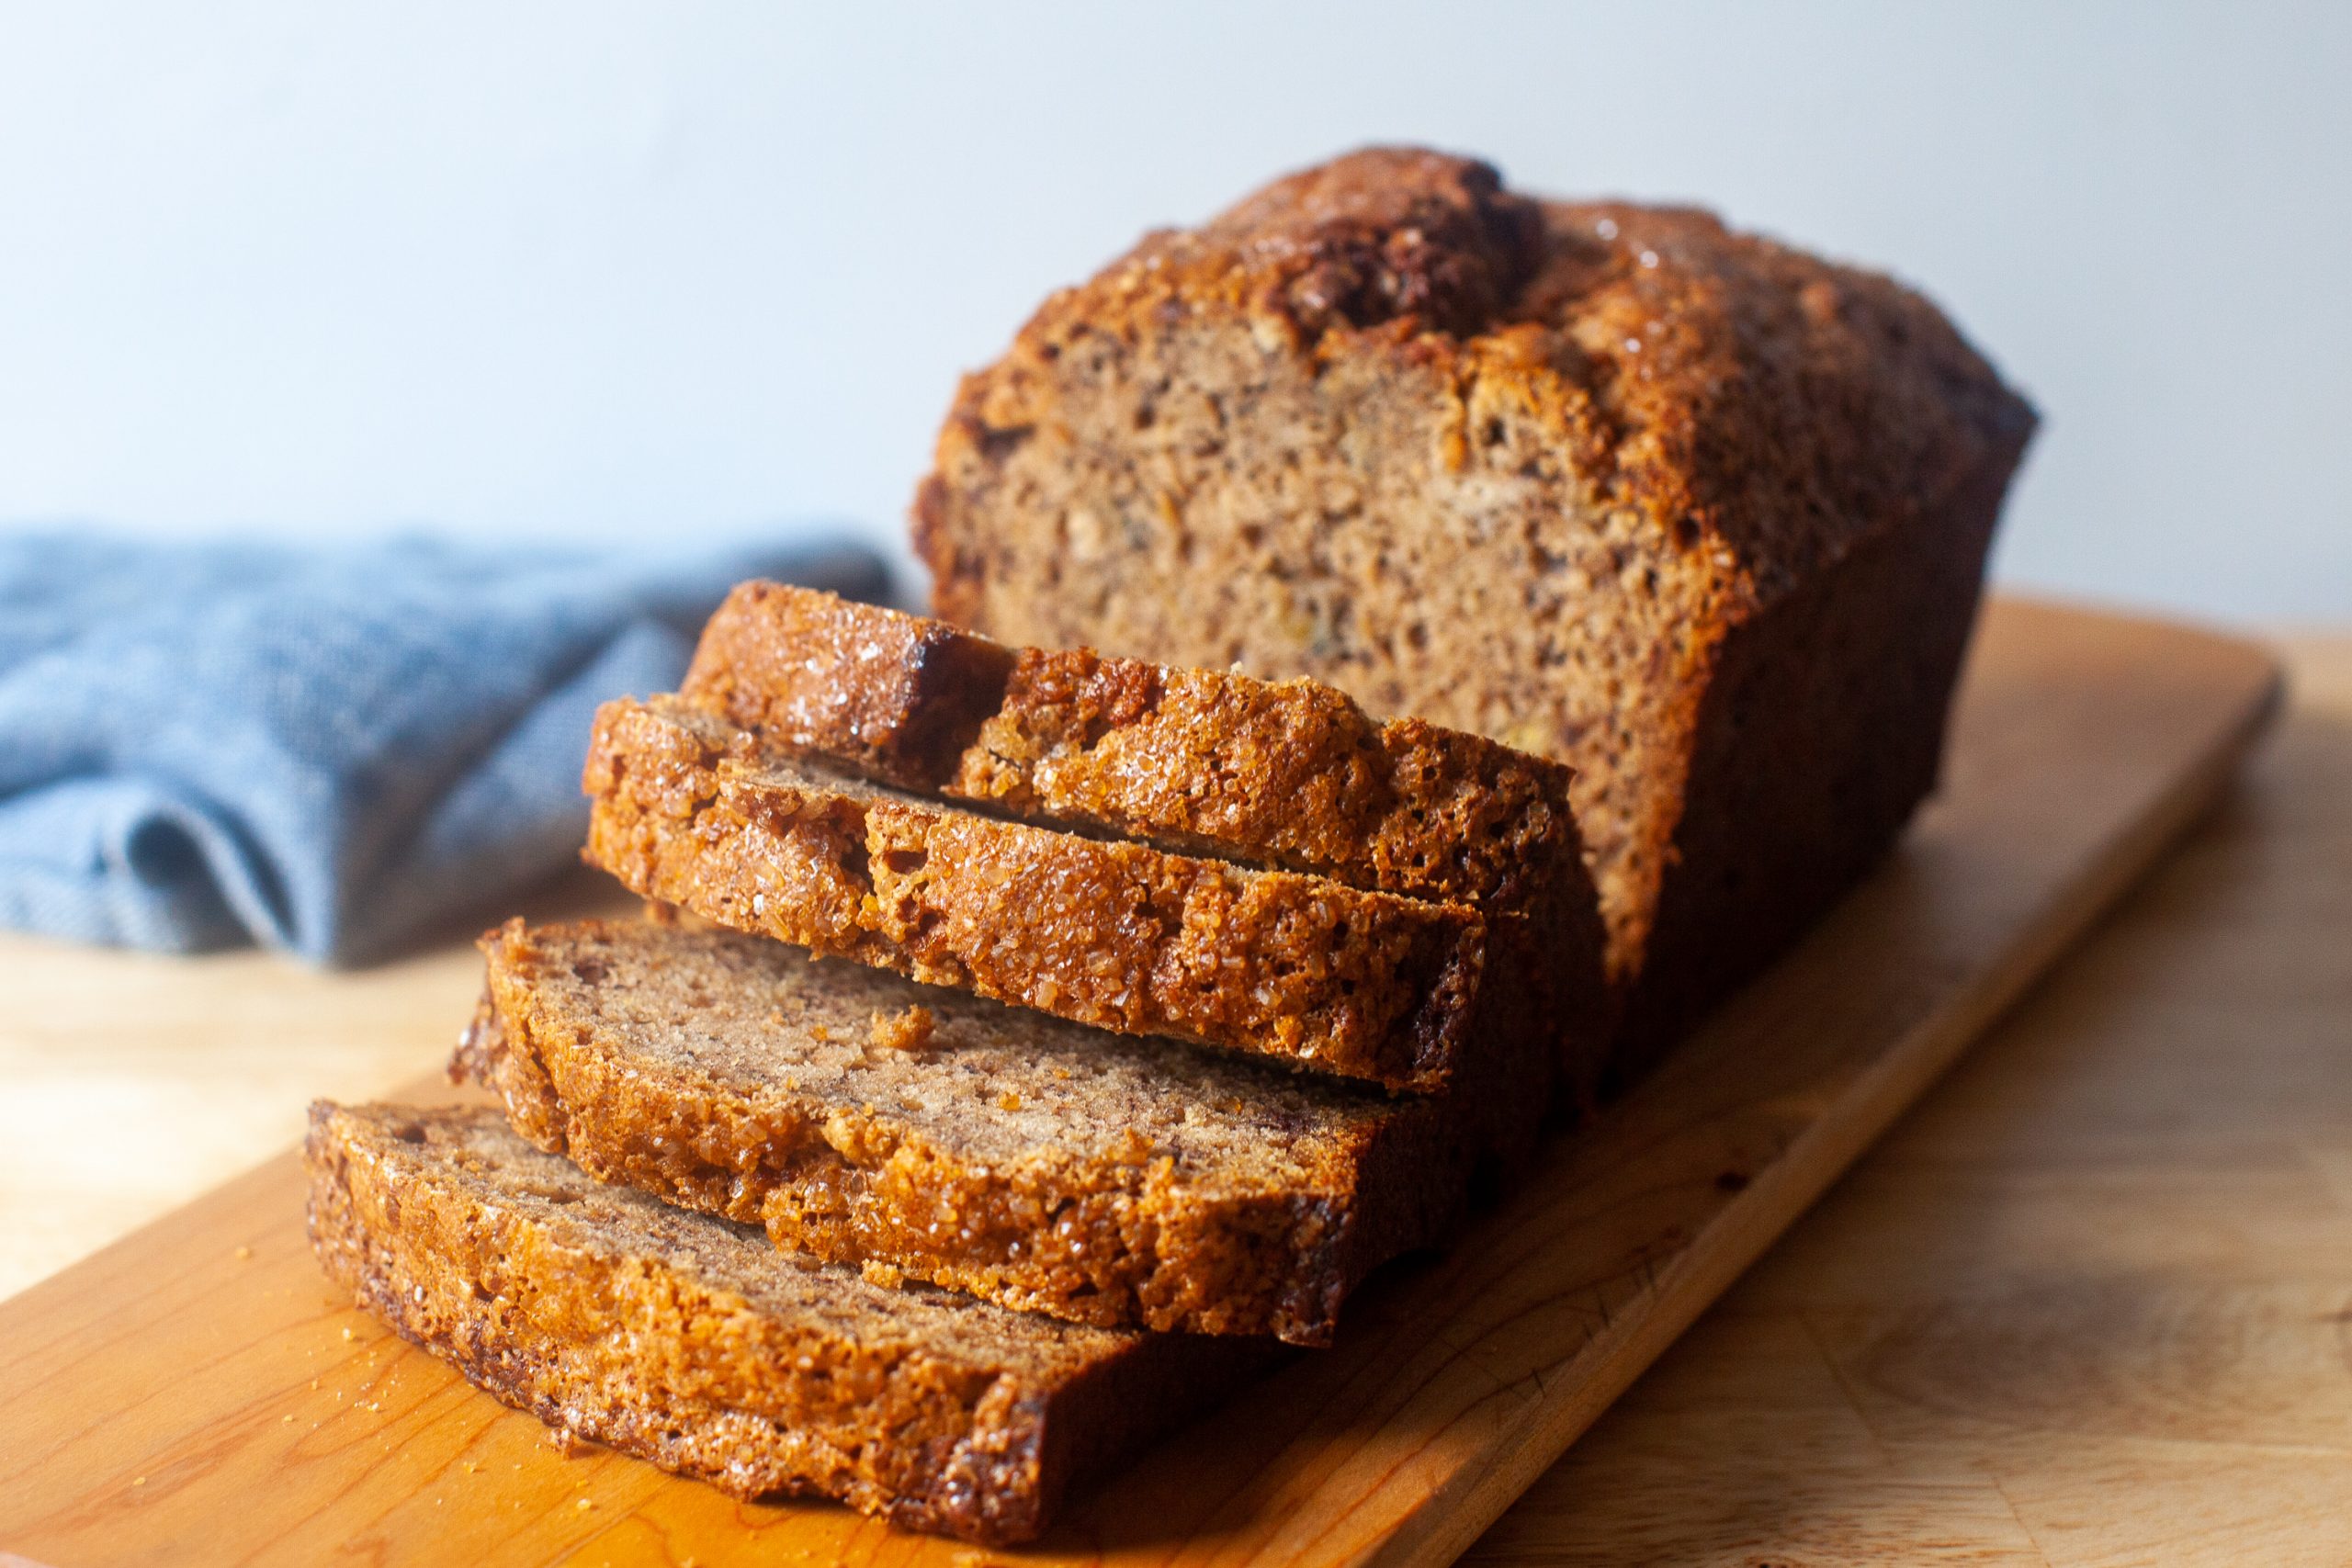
[458,918,1479,1345]
[582,694,1494,1093]
[304,1100,1265,1545]
[914,145,2038,1066]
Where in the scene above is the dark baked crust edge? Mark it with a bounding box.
[1607,429,2029,1075]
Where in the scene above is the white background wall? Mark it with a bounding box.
[1,1,2345,620]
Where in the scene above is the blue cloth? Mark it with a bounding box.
[0,531,888,964]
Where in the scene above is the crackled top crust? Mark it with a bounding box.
[927,145,2036,616]
[684,581,1594,923]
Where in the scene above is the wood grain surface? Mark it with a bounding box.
[1464,626,2352,1568]
[0,599,2290,1567]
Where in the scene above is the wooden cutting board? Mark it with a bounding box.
[0,599,2282,1568]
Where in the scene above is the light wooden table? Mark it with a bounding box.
[0,632,2344,1566]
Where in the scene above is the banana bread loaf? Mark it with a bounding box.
[582,694,1494,1092]
[913,146,2037,1070]
[458,917,1478,1345]
[305,1100,1265,1544]
[682,579,1611,1095]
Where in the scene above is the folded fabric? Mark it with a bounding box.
[0,531,888,964]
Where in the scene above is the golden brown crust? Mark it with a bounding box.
[683,580,1017,790]
[921,145,2033,620]
[303,1100,1265,1544]
[459,918,1472,1345]
[683,581,1593,919]
[582,695,1490,1091]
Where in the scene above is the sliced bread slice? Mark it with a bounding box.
[582,694,1492,1093]
[456,917,1480,1346]
[306,1100,1266,1545]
